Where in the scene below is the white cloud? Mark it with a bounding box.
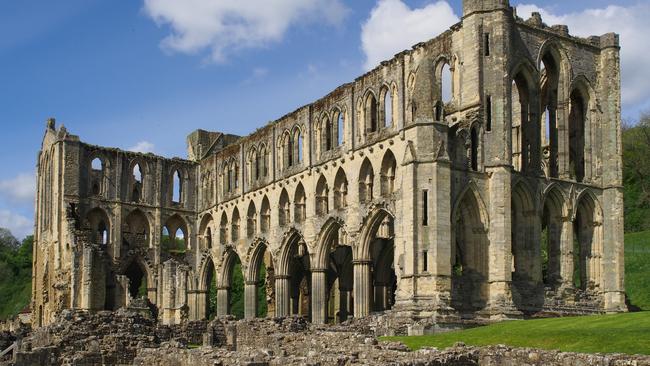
[128,141,155,153]
[0,172,36,205]
[516,3,650,113]
[361,0,459,70]
[0,209,33,240]
[143,0,349,63]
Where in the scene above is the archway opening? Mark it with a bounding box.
[541,190,563,288]
[288,238,311,318]
[540,51,560,178]
[125,261,147,300]
[511,184,543,312]
[324,226,353,323]
[206,260,217,319]
[252,245,275,318]
[226,254,245,319]
[370,216,396,312]
[451,190,489,314]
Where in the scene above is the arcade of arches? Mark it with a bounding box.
[32,2,625,328]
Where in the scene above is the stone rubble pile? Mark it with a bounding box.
[3,312,650,366]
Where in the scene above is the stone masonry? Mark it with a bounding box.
[32,0,626,330]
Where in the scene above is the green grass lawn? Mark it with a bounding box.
[383,312,650,355]
[382,231,650,355]
[625,230,650,310]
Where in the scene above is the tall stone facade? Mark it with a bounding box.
[32,0,626,328]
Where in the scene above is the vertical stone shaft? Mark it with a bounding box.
[274,275,291,317]
[216,287,229,317]
[310,269,327,324]
[244,282,257,319]
[353,260,372,317]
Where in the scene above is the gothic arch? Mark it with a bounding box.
[123,208,151,248]
[199,213,214,250]
[380,149,397,196]
[85,207,111,246]
[357,207,395,261]
[451,183,490,230]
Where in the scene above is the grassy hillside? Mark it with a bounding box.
[383,312,650,355]
[625,230,650,310]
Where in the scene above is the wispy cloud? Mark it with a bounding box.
[361,0,459,70]
[516,3,650,114]
[0,209,33,240]
[0,172,36,205]
[143,0,349,63]
[243,67,269,84]
[127,141,155,153]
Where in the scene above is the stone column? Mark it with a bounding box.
[216,287,229,317]
[194,290,206,320]
[353,260,372,318]
[274,275,291,317]
[485,166,516,317]
[81,247,94,310]
[560,216,575,290]
[310,269,327,324]
[244,281,257,319]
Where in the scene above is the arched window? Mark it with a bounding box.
[90,157,104,196]
[162,214,188,253]
[380,150,397,196]
[511,69,535,173]
[132,163,143,202]
[259,144,268,178]
[206,227,212,249]
[279,189,290,226]
[336,110,345,146]
[249,148,258,185]
[334,168,348,210]
[316,175,329,215]
[220,213,228,245]
[172,170,181,204]
[231,161,239,190]
[382,86,393,128]
[365,92,378,133]
[231,208,240,242]
[294,128,304,164]
[441,63,452,104]
[247,202,257,238]
[294,183,306,223]
[540,51,561,178]
[260,196,271,233]
[324,118,332,152]
[223,163,230,194]
[569,88,587,182]
[282,132,293,169]
[92,158,103,171]
[359,158,374,203]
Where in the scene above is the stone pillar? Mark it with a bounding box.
[560,216,575,290]
[275,275,290,317]
[216,287,229,317]
[81,247,93,310]
[485,166,516,317]
[244,281,257,319]
[601,188,625,312]
[194,290,207,320]
[353,260,372,318]
[310,269,327,324]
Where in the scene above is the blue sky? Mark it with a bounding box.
[0,0,648,239]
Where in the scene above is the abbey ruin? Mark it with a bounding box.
[31,0,626,329]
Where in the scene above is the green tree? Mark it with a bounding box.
[0,230,33,319]
[623,114,650,232]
